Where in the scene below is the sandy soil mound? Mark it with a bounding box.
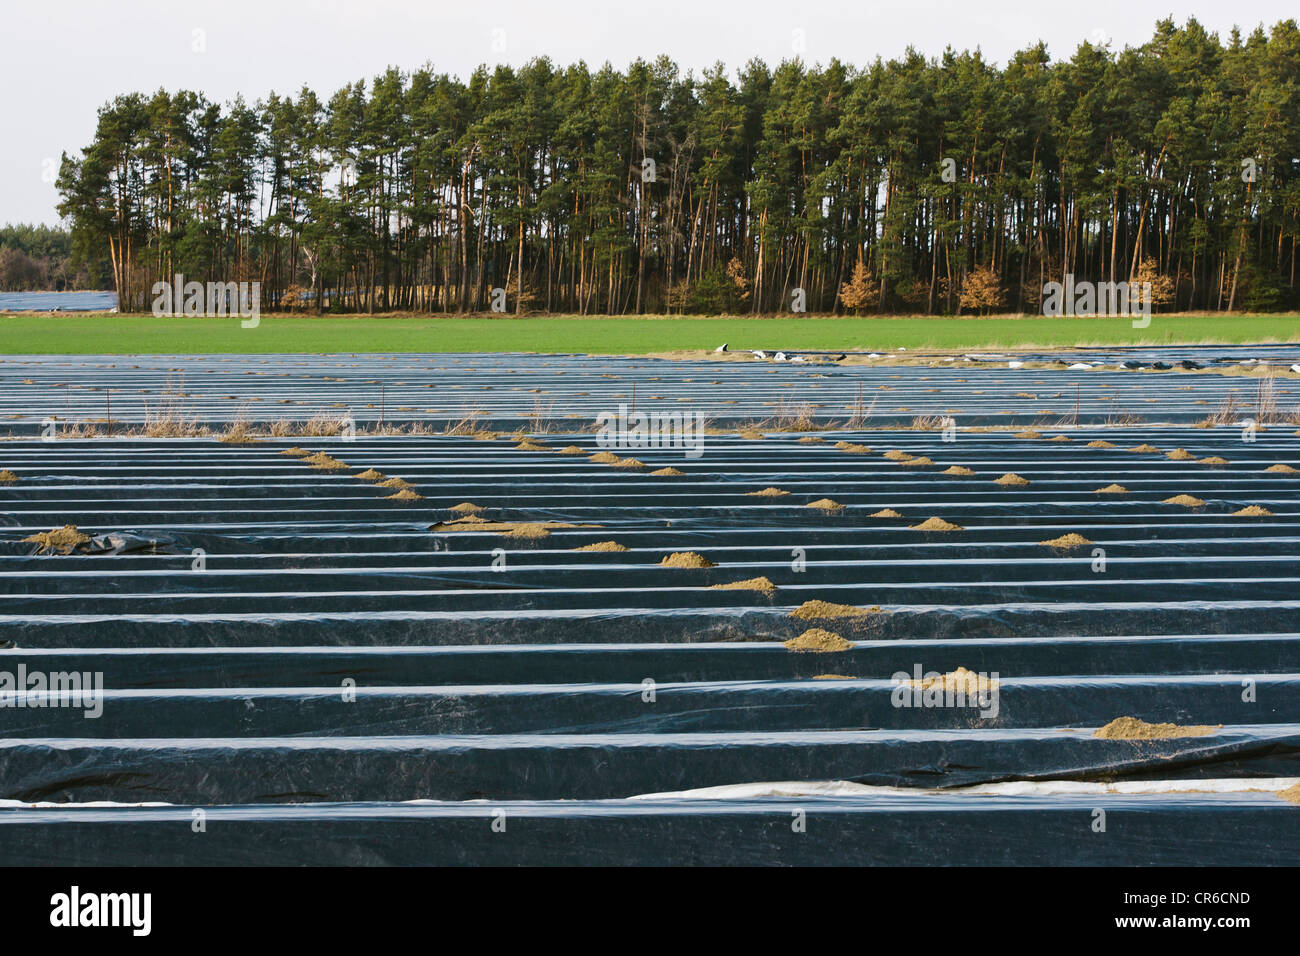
[572,541,628,552]
[911,516,963,531]
[1039,532,1093,549]
[709,576,777,592]
[305,452,349,471]
[378,477,414,489]
[942,465,975,476]
[747,487,790,496]
[1164,494,1206,507]
[354,468,385,481]
[21,524,91,554]
[0,469,18,483]
[430,516,592,534]
[883,450,913,461]
[659,551,716,569]
[1086,440,1117,448]
[806,498,845,511]
[994,472,1030,486]
[835,442,871,454]
[650,467,686,476]
[588,451,621,464]
[869,508,904,518]
[1265,463,1298,473]
[1094,716,1219,739]
[385,489,424,501]
[900,456,935,466]
[1094,484,1128,493]
[790,600,882,619]
[1232,505,1273,516]
[1015,430,1042,439]
[280,446,311,457]
[1129,444,1161,453]
[910,666,998,693]
[783,628,854,653]
[1198,456,1229,465]
[449,502,484,514]
[1165,448,1196,460]
[557,445,586,455]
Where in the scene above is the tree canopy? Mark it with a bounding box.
[55,18,1300,314]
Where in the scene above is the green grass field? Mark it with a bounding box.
[1,312,1297,354]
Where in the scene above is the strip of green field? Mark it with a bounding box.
[1,313,1297,354]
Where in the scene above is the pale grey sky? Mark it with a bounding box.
[4,0,1293,225]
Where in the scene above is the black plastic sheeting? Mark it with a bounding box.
[2,346,1298,432]
[3,793,1297,865]
[1,358,1299,863]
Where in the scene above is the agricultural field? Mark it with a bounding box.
[1,345,1298,863]
[2,312,1300,355]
